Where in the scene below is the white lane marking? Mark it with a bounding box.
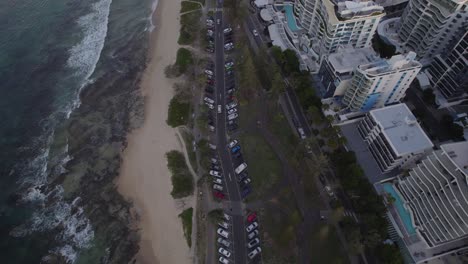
[228,173,232,181]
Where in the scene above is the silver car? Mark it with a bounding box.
[218,247,231,258]
[227,113,238,121]
[247,238,260,249]
[217,237,231,248]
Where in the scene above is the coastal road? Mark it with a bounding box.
[214,1,247,263]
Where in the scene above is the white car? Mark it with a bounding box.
[205,102,214,109]
[219,256,229,264]
[246,221,258,232]
[209,143,217,150]
[223,27,232,34]
[247,238,260,249]
[217,237,231,247]
[204,97,215,104]
[213,178,222,185]
[213,184,223,191]
[228,139,238,148]
[217,228,229,238]
[205,69,214,75]
[247,230,259,240]
[248,247,261,259]
[325,186,334,197]
[218,105,222,113]
[217,18,221,25]
[211,158,218,164]
[218,247,231,258]
[252,29,259,36]
[298,127,306,139]
[224,43,233,48]
[209,125,215,132]
[227,108,237,115]
[223,213,231,221]
[210,170,222,177]
[218,221,229,229]
[227,113,238,121]
[225,101,237,110]
[225,61,234,68]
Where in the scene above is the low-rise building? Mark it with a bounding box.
[357,103,433,172]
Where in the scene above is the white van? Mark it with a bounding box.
[234,162,247,175]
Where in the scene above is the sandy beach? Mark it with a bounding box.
[117,0,192,263]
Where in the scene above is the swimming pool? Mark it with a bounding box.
[383,183,416,235]
[284,5,300,32]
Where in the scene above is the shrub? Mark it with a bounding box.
[175,48,193,74]
[166,150,194,198]
[179,208,193,247]
[167,98,190,127]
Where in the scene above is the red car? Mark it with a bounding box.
[214,191,225,199]
[247,212,257,222]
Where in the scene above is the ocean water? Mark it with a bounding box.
[0,0,154,262]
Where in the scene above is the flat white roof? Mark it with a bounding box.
[254,0,269,8]
[260,8,273,22]
[441,142,468,176]
[370,103,433,156]
[268,24,287,50]
[327,47,377,73]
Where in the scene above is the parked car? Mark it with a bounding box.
[223,213,231,221]
[211,164,221,170]
[213,184,223,191]
[234,162,247,175]
[227,113,238,121]
[217,237,231,248]
[237,172,248,182]
[218,247,231,258]
[209,143,217,150]
[225,101,237,110]
[223,27,232,34]
[241,186,252,198]
[248,247,261,259]
[247,230,258,240]
[248,238,260,249]
[218,221,229,229]
[252,29,259,36]
[205,102,214,109]
[225,61,234,68]
[219,257,229,264]
[231,145,241,153]
[205,69,214,75]
[210,170,222,177]
[213,191,225,199]
[213,178,222,185]
[204,97,215,104]
[217,228,229,238]
[208,125,215,132]
[211,158,218,164]
[247,212,257,223]
[228,139,238,148]
[227,108,237,115]
[246,222,258,232]
[242,177,251,186]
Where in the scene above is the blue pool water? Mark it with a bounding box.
[284,5,300,31]
[383,183,416,235]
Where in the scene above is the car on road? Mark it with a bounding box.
[248,247,262,259]
[230,145,241,153]
[252,29,259,36]
[298,127,306,139]
[247,230,258,240]
[228,139,238,148]
[210,170,222,177]
[213,184,223,191]
[213,178,222,185]
[226,101,237,110]
[217,18,220,25]
[227,108,237,115]
[217,228,229,239]
[227,113,238,121]
[218,105,222,113]
[213,191,225,199]
[218,221,229,229]
[247,212,257,222]
[217,237,231,248]
[223,27,232,34]
[219,257,229,264]
[325,186,334,197]
[246,222,258,232]
[234,162,247,174]
[248,238,260,249]
[218,247,231,258]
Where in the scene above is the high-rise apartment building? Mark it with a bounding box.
[397,0,468,64]
[394,141,468,247]
[357,103,433,172]
[342,52,421,112]
[294,0,385,59]
[427,30,468,107]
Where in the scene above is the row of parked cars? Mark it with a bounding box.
[205,17,216,53]
[227,139,251,199]
[245,212,262,261]
[217,213,233,264]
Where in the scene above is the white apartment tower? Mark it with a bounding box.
[357,103,434,172]
[294,0,385,59]
[395,141,468,247]
[397,0,468,64]
[342,52,422,112]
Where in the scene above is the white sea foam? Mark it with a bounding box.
[67,0,112,112]
[147,0,159,32]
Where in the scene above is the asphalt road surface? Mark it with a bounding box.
[214,2,247,263]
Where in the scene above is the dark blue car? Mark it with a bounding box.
[241,186,252,198]
[231,145,241,153]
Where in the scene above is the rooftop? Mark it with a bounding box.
[327,47,378,73]
[440,141,468,176]
[359,52,422,76]
[370,103,434,155]
[323,0,384,24]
